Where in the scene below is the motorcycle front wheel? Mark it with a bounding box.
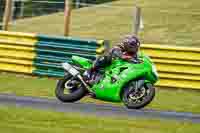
[122,82,155,109]
[55,74,87,102]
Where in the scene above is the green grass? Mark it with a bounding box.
[1,73,200,114]
[10,0,200,46]
[0,105,199,133]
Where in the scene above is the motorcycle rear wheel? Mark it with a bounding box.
[122,82,155,109]
[55,74,87,102]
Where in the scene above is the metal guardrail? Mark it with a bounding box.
[0,31,200,90]
[0,31,109,77]
[141,44,200,89]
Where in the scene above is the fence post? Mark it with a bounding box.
[64,0,72,36]
[19,1,24,18]
[3,0,13,31]
[75,0,80,9]
[133,6,141,36]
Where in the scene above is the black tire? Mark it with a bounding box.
[55,74,87,102]
[122,82,155,109]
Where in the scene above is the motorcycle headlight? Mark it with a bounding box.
[152,65,159,77]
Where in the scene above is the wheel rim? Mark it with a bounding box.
[65,79,74,89]
[124,84,151,105]
[62,78,81,94]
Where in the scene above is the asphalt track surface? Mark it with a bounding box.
[0,94,200,123]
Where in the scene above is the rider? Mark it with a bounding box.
[84,35,141,83]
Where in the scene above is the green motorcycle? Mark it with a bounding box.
[55,53,159,109]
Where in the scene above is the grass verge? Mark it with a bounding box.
[0,73,200,113]
[0,105,200,133]
[10,0,200,46]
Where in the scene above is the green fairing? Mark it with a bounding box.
[72,56,93,69]
[72,53,158,102]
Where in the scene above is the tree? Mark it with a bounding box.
[0,0,6,22]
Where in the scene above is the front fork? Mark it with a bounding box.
[77,74,91,91]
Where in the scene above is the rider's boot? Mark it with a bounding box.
[83,68,93,83]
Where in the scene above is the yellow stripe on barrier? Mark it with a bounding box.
[96,47,105,54]
[96,40,106,54]
[156,78,200,90]
[0,31,37,45]
[0,31,37,38]
[97,40,104,46]
[0,39,36,46]
[159,73,200,81]
[0,49,36,60]
[0,63,35,74]
[156,63,200,75]
[0,57,33,66]
[0,44,35,51]
[153,59,200,75]
[141,45,200,61]
[142,44,200,52]
[156,73,200,89]
[0,31,38,74]
[153,58,200,66]
[140,44,200,89]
